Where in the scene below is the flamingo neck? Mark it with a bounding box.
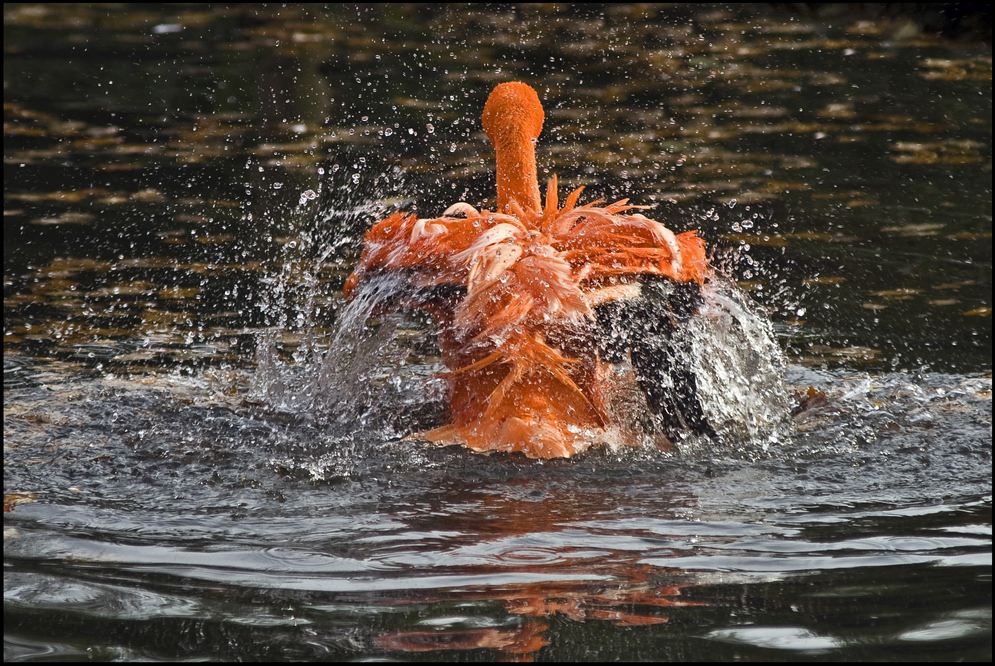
[482,82,545,215]
[493,137,541,214]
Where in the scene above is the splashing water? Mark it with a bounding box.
[251,276,394,406]
[252,259,791,458]
[682,277,793,455]
[248,158,791,457]
[249,165,427,432]
[308,276,425,429]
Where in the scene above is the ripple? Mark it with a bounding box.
[707,626,841,651]
[496,548,561,564]
[898,609,992,642]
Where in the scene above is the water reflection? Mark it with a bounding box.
[3,363,991,660]
[366,483,691,655]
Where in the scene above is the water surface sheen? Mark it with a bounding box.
[3,4,991,662]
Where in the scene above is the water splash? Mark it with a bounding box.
[308,276,412,425]
[682,277,793,456]
[248,159,793,458]
[253,274,791,459]
[248,163,417,423]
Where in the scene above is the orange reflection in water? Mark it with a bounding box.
[374,481,701,658]
[378,621,551,658]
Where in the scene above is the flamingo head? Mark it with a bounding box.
[481,82,545,152]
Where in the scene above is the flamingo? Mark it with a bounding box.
[343,82,714,459]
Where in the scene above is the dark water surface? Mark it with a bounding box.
[4,4,991,662]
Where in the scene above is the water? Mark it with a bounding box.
[4,4,991,662]
[4,365,990,660]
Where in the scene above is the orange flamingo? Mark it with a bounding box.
[344,82,713,459]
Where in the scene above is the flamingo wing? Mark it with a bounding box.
[594,276,717,443]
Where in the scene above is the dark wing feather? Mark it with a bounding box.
[595,276,717,442]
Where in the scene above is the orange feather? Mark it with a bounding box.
[344,82,712,458]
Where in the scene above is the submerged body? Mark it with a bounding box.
[344,82,713,458]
